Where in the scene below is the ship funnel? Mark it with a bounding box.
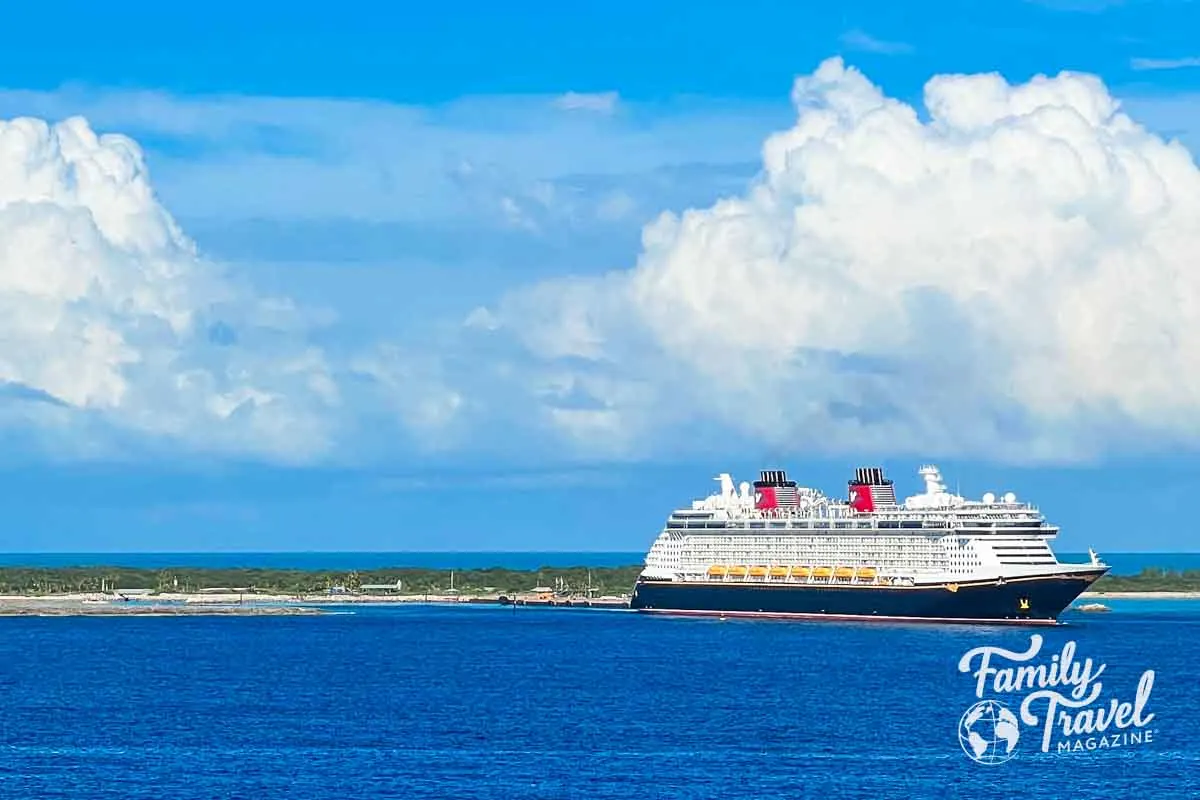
[848,465,896,512]
[753,468,798,508]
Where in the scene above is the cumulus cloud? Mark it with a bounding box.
[8,60,1200,468]
[0,115,338,461]
[469,57,1200,463]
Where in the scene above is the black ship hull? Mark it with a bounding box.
[630,568,1107,625]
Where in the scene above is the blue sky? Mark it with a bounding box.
[1,0,1199,552]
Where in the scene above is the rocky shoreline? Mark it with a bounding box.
[0,591,631,616]
[0,599,327,616]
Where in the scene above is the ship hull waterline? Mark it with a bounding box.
[630,569,1107,626]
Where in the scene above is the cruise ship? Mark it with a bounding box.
[630,464,1108,625]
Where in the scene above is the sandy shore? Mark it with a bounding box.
[0,592,631,615]
[1080,591,1200,600]
[0,598,327,616]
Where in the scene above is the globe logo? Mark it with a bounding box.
[958,699,1020,764]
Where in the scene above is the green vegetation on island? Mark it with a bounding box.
[1088,568,1200,593]
[0,565,645,597]
[0,564,1196,596]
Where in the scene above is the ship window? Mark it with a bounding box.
[667,521,684,529]
[880,521,899,529]
[749,522,764,529]
[813,522,829,529]
[704,522,726,529]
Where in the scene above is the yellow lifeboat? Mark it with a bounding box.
[856,567,877,580]
[749,566,768,577]
[812,566,833,578]
[791,566,811,578]
[834,566,855,579]
[708,565,728,577]
[769,566,788,577]
[729,566,749,577]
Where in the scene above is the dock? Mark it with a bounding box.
[497,594,630,609]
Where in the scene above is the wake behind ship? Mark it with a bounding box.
[630,464,1108,625]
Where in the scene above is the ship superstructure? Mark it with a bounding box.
[631,464,1108,624]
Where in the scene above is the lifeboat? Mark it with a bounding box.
[749,566,768,577]
[708,565,727,577]
[812,566,833,578]
[729,566,749,577]
[856,567,877,580]
[769,566,788,577]
[791,566,812,578]
[834,566,855,579]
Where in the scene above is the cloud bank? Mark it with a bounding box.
[0,115,337,462]
[0,88,781,233]
[469,57,1200,464]
[3,58,1200,466]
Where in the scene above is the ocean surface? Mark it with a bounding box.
[0,602,1196,799]
[0,550,1198,573]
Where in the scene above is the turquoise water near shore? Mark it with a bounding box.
[0,550,1196,573]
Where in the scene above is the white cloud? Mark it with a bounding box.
[839,29,913,56]
[1131,56,1200,71]
[0,88,780,230]
[6,64,1200,467]
[554,91,620,114]
[350,344,464,447]
[466,57,1200,464]
[0,114,338,461]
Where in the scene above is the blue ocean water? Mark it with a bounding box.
[0,551,1197,573]
[0,603,1196,799]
